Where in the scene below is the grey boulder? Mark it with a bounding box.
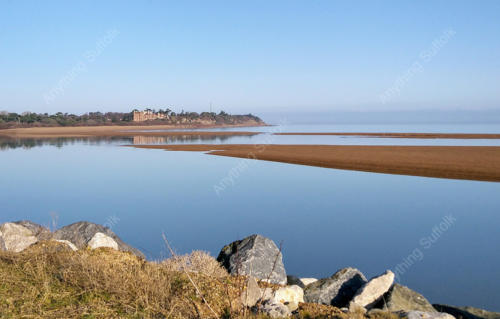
[304,267,367,307]
[0,222,38,252]
[373,284,436,312]
[14,220,52,241]
[54,221,144,258]
[433,304,500,319]
[287,275,305,288]
[217,234,286,285]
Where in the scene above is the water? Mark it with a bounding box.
[134,123,500,146]
[1,123,499,311]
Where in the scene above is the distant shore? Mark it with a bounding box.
[275,132,500,139]
[0,123,266,138]
[130,144,500,182]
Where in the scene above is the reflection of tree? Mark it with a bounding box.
[0,134,253,150]
[0,137,133,150]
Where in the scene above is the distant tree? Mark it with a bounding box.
[0,108,263,128]
[123,112,134,121]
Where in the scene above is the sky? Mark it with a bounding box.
[0,1,499,116]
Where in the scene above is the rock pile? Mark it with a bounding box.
[216,234,494,319]
[0,220,143,258]
[1,223,496,319]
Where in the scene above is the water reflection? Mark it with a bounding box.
[0,134,243,150]
[0,136,128,150]
[131,134,239,145]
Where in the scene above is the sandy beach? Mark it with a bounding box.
[274,132,500,139]
[0,124,262,138]
[130,144,500,182]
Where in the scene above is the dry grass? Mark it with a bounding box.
[367,310,401,319]
[0,241,397,319]
[162,250,229,279]
[0,241,240,318]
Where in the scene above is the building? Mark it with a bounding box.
[133,110,167,122]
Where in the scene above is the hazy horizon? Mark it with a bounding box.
[1,1,499,115]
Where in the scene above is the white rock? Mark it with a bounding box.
[254,298,292,318]
[54,239,78,251]
[0,230,5,251]
[241,277,261,307]
[401,311,455,319]
[300,278,318,286]
[285,301,299,312]
[0,223,38,252]
[274,285,304,305]
[262,287,274,300]
[351,270,395,308]
[87,232,119,250]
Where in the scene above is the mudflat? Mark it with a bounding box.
[130,144,500,182]
[274,132,500,139]
[0,124,262,138]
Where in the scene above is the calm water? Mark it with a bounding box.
[1,123,499,311]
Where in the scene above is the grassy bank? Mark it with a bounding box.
[0,241,239,318]
[0,241,399,319]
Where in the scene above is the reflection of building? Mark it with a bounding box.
[133,136,168,145]
[133,110,167,122]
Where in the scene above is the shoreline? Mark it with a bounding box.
[0,123,266,138]
[2,220,499,316]
[129,144,500,182]
[274,132,500,139]
[3,126,499,140]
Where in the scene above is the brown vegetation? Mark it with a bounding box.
[0,241,398,318]
[162,250,229,278]
[130,144,500,182]
[0,242,232,318]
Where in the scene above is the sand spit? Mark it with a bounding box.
[129,144,500,182]
[274,132,500,139]
[0,124,262,138]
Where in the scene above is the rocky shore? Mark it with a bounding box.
[1,221,498,319]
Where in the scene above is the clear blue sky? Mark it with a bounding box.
[1,1,499,115]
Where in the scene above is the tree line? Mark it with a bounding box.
[0,109,263,129]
